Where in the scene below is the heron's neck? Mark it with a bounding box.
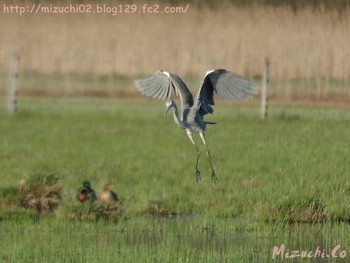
[171,103,186,129]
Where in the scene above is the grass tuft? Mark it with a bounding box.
[17,171,62,214]
[143,200,174,216]
[59,202,125,223]
[258,196,328,223]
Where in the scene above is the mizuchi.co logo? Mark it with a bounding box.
[272,244,347,260]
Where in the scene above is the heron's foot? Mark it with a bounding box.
[211,170,218,183]
[195,169,201,183]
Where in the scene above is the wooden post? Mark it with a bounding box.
[7,53,19,114]
[260,57,269,120]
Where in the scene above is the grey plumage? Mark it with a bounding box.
[135,69,258,182]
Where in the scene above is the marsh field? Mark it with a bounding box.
[1,0,350,262]
[1,98,350,262]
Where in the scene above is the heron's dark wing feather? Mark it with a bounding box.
[195,69,258,116]
[134,71,194,108]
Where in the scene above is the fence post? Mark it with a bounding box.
[260,57,269,120]
[7,53,19,114]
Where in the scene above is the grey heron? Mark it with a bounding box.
[135,69,258,182]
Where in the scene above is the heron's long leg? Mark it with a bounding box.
[186,129,201,182]
[199,132,217,183]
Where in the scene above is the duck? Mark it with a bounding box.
[99,182,119,203]
[77,180,97,203]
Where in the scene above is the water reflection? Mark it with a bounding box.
[123,217,350,262]
[2,216,350,262]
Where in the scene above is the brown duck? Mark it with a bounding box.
[99,182,119,203]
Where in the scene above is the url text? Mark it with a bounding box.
[2,3,190,16]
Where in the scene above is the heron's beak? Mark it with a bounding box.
[164,106,171,116]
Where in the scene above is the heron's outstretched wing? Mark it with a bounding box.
[134,70,194,108]
[194,69,258,116]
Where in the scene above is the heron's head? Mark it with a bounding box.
[164,100,174,116]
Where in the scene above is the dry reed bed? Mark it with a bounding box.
[0,5,350,80]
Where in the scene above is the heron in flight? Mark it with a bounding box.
[135,69,258,182]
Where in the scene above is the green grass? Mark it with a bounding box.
[1,97,350,262]
[1,97,350,221]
